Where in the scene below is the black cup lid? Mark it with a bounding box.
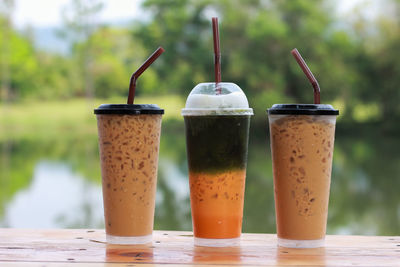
[268,104,339,115]
[94,104,164,115]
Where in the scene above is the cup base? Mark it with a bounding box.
[194,237,240,247]
[106,234,152,245]
[278,237,325,248]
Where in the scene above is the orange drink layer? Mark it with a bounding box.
[184,115,251,240]
[190,169,246,238]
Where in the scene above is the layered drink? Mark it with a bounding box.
[182,82,253,247]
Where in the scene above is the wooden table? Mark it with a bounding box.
[0,229,399,266]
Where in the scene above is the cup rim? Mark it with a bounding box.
[94,104,164,115]
[267,104,339,116]
[181,108,253,116]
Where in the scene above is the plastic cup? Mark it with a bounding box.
[267,104,339,248]
[94,104,164,244]
[182,82,253,247]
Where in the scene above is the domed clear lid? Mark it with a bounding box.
[181,82,253,116]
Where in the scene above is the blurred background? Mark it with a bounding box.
[0,0,399,235]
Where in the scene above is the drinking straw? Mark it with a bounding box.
[212,17,222,94]
[291,48,321,104]
[127,47,165,104]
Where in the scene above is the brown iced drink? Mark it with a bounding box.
[95,104,163,244]
[268,104,338,248]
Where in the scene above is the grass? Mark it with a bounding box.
[0,95,185,141]
[1,94,383,141]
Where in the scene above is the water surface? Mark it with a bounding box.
[0,120,399,235]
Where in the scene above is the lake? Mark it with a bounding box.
[0,118,399,236]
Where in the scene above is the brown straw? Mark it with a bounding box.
[127,47,165,104]
[290,48,321,104]
[212,17,221,94]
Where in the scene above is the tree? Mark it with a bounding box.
[134,0,360,125]
[60,0,104,99]
[0,2,39,101]
[85,26,153,98]
[361,0,400,123]
[134,0,212,97]
[0,0,14,102]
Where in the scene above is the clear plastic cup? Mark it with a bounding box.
[267,104,339,248]
[94,104,163,244]
[182,82,253,247]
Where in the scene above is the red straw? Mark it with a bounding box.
[212,17,221,94]
[290,48,321,104]
[127,47,165,104]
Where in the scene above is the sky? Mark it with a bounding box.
[12,0,143,28]
[10,0,380,29]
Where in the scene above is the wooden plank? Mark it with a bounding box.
[0,229,399,266]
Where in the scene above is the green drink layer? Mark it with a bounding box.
[184,115,251,174]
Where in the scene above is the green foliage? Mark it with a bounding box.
[86,27,163,97]
[0,95,183,141]
[1,0,400,125]
[132,0,360,126]
[0,18,38,99]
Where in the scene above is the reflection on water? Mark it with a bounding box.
[155,159,191,231]
[0,121,399,236]
[1,161,103,228]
